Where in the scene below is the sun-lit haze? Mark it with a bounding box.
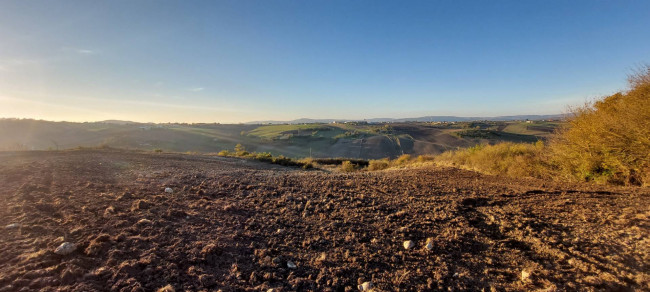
[1,0,649,123]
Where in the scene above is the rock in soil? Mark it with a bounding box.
[521,269,532,282]
[286,261,297,269]
[358,281,373,291]
[54,242,77,255]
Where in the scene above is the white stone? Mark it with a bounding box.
[164,187,173,193]
[137,219,153,225]
[5,223,21,229]
[403,240,414,249]
[521,269,531,281]
[54,242,77,255]
[287,261,297,269]
[358,281,373,291]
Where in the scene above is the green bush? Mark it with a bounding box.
[255,152,273,162]
[311,158,369,167]
[217,146,312,169]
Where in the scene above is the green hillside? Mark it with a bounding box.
[0,119,562,159]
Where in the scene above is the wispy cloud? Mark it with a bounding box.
[76,49,96,55]
[188,87,205,92]
[61,47,99,55]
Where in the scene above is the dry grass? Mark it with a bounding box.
[434,141,551,178]
[432,66,650,186]
[339,160,357,172]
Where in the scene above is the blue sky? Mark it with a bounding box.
[1,0,649,123]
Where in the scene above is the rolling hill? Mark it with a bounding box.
[0,118,563,159]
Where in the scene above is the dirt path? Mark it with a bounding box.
[0,150,648,291]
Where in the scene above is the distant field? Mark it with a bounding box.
[245,124,345,140]
[0,119,564,159]
[502,121,562,137]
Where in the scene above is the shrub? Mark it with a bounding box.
[548,67,650,185]
[394,154,412,165]
[416,155,435,163]
[368,159,390,171]
[233,144,250,156]
[255,152,273,162]
[215,143,317,168]
[153,148,163,153]
[340,161,357,172]
[311,158,369,167]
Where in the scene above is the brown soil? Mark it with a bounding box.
[0,150,648,291]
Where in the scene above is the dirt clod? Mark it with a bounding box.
[156,284,175,292]
[425,238,434,250]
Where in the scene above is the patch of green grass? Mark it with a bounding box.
[169,126,229,139]
[247,124,345,140]
[455,129,540,143]
[217,144,314,169]
[502,122,561,136]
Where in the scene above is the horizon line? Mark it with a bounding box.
[0,113,565,124]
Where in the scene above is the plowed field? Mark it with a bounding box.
[1,150,648,291]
